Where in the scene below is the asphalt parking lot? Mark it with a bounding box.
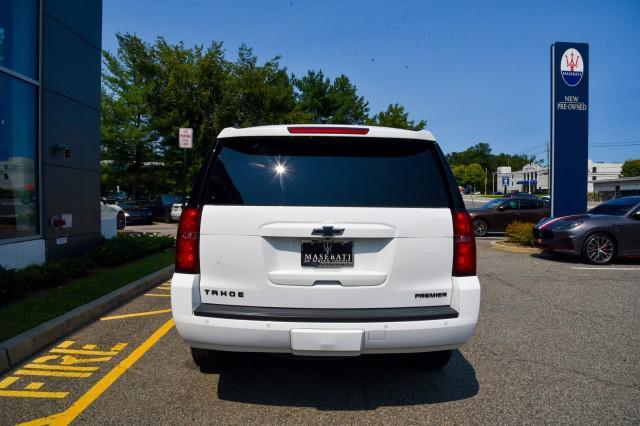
[1,240,639,424]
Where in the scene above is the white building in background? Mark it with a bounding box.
[495,160,622,194]
[587,160,623,192]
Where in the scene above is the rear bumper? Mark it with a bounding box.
[171,274,480,355]
[194,303,459,322]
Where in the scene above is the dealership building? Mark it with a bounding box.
[593,176,640,200]
[496,160,622,194]
[0,0,103,269]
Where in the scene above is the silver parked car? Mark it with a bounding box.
[533,196,640,264]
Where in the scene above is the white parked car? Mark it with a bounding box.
[171,125,480,370]
[101,200,126,230]
[170,203,183,222]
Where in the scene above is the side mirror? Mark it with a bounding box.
[633,211,640,220]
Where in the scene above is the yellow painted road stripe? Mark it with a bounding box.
[24,364,99,372]
[0,376,19,388]
[25,382,45,390]
[111,343,127,351]
[144,293,171,297]
[0,390,68,399]
[50,348,117,356]
[15,369,92,378]
[100,309,172,321]
[18,319,175,426]
[56,341,75,349]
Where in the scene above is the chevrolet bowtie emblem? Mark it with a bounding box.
[311,226,344,237]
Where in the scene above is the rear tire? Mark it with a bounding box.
[116,211,126,230]
[416,350,452,369]
[190,347,227,372]
[582,233,616,265]
[473,219,489,237]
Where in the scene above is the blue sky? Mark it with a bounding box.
[102,0,640,163]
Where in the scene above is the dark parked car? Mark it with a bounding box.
[469,197,550,236]
[144,194,182,223]
[533,196,640,264]
[117,201,153,225]
[504,192,538,199]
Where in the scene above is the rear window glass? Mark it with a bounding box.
[203,137,451,208]
[589,198,639,216]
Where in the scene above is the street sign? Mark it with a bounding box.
[550,42,588,217]
[179,128,193,149]
[502,176,509,186]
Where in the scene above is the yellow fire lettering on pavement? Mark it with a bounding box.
[0,376,19,388]
[110,343,127,351]
[50,348,117,356]
[32,355,60,364]
[25,382,44,390]
[0,376,68,399]
[81,344,97,350]
[144,293,171,297]
[24,364,99,372]
[15,369,93,378]
[18,319,175,425]
[60,355,113,365]
[56,341,75,349]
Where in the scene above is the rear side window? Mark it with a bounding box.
[202,136,451,208]
[520,199,538,209]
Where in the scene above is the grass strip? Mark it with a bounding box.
[0,250,174,342]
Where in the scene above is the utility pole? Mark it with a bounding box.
[491,171,495,195]
[484,168,488,195]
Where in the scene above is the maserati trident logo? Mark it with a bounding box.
[323,242,332,256]
[560,48,584,87]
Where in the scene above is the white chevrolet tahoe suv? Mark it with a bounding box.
[171,124,480,370]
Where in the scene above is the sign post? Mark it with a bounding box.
[179,128,193,209]
[550,42,589,217]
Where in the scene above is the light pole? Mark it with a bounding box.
[491,171,496,195]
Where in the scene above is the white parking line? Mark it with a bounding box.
[571,266,640,271]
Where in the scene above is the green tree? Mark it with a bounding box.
[452,164,467,186]
[101,33,158,199]
[294,71,369,124]
[327,74,369,124]
[224,45,298,127]
[447,142,535,174]
[620,159,640,177]
[293,70,332,123]
[463,163,485,192]
[367,103,426,130]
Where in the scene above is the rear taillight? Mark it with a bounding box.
[176,207,200,274]
[452,208,476,276]
[287,126,369,135]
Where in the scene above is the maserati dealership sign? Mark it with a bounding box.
[550,42,589,217]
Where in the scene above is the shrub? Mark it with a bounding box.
[505,221,535,247]
[87,234,174,267]
[0,234,173,304]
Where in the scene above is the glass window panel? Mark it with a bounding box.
[0,72,38,239]
[205,137,451,208]
[0,0,38,79]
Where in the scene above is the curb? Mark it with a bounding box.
[490,240,542,254]
[0,264,174,373]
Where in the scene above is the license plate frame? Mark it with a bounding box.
[301,240,354,268]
